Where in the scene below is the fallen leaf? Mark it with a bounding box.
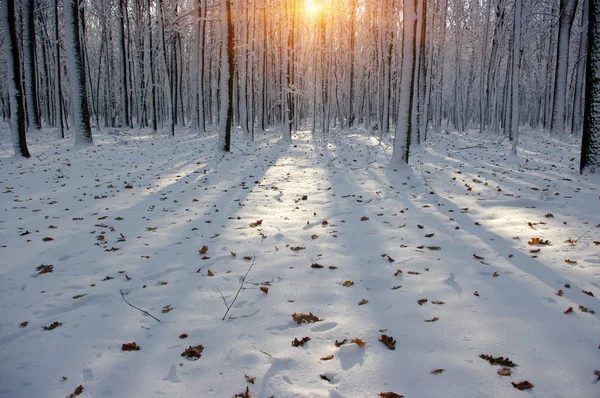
[179,334,188,339]
[199,245,208,254]
[379,334,396,350]
[260,286,269,294]
[417,298,428,305]
[425,317,439,322]
[320,374,331,382]
[320,355,334,361]
[358,299,369,305]
[360,216,369,221]
[233,386,254,398]
[497,368,512,376]
[479,354,517,367]
[249,219,263,227]
[511,381,534,390]
[431,300,445,305]
[579,305,596,314]
[492,271,499,277]
[292,312,321,324]
[181,345,204,360]
[67,384,84,398]
[417,224,424,229]
[207,270,214,277]
[473,254,484,260]
[431,369,445,375]
[343,280,354,287]
[334,339,347,347]
[474,291,480,296]
[528,237,550,245]
[427,246,441,250]
[35,264,55,275]
[42,321,63,331]
[245,375,256,384]
[350,338,366,347]
[311,234,318,239]
[594,370,600,381]
[425,233,435,238]
[42,237,54,241]
[582,290,595,297]
[162,304,173,313]
[292,336,311,347]
[391,285,402,290]
[555,290,564,297]
[290,246,306,251]
[122,342,140,351]
[378,392,404,398]
[394,269,403,276]
[564,306,573,314]
[19,321,28,328]
[311,263,324,268]
[565,259,577,264]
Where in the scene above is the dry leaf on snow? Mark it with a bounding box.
[334,339,347,347]
[122,342,140,351]
[343,280,354,287]
[320,355,334,361]
[378,392,404,398]
[511,381,534,390]
[379,334,396,350]
[199,245,208,254]
[260,286,269,294]
[479,354,517,367]
[431,369,445,375]
[351,338,366,347]
[292,337,311,347]
[528,237,550,245]
[292,312,321,324]
[42,321,63,331]
[497,368,512,376]
[181,345,204,360]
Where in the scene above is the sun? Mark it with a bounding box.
[305,0,321,17]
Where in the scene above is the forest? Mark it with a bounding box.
[1,1,600,397]
[0,0,599,171]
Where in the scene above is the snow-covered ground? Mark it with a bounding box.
[0,126,598,398]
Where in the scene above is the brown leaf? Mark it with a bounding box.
[320,374,331,382]
[162,304,173,313]
[260,286,269,294]
[378,393,404,398]
[122,342,141,351]
[528,237,550,245]
[320,355,334,361]
[379,334,396,350]
[497,368,512,376]
[425,233,435,238]
[42,237,54,241]
[417,224,424,229]
[322,220,328,226]
[545,213,554,218]
[492,271,499,277]
[233,386,254,398]
[564,306,574,314]
[243,256,252,261]
[391,285,402,290]
[473,254,484,260]
[179,333,188,339]
[249,219,263,227]
[36,264,54,274]
[594,370,600,381]
[311,234,318,240]
[207,269,214,277]
[350,338,366,347]
[245,375,256,384]
[292,336,311,347]
[425,317,439,323]
[290,246,306,251]
[427,246,441,251]
[329,266,338,270]
[19,321,28,328]
[555,290,564,297]
[394,269,403,276]
[343,280,354,287]
[358,299,369,306]
[431,369,445,375]
[292,312,321,324]
[511,381,534,390]
[407,271,421,275]
[582,290,595,297]
[417,298,428,305]
[311,263,324,268]
[593,241,600,245]
[67,384,84,398]
[42,321,63,331]
[474,291,480,296]
[565,259,577,264]
[479,354,517,367]
[431,300,445,305]
[334,339,347,347]
[199,245,208,254]
[579,305,596,314]
[361,216,370,221]
[181,345,204,360]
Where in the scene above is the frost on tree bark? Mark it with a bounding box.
[390,0,417,165]
[54,0,65,138]
[22,0,41,129]
[572,0,590,135]
[64,0,93,144]
[218,0,234,152]
[2,0,30,157]
[550,0,578,137]
[118,0,131,128]
[510,0,522,155]
[580,0,600,173]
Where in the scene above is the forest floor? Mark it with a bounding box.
[0,125,599,398]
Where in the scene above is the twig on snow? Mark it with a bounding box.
[221,255,256,320]
[120,289,161,323]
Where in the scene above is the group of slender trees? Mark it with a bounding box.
[0,0,598,172]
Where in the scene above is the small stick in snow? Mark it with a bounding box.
[119,289,161,323]
[221,256,256,320]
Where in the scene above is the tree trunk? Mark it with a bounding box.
[550,0,579,137]
[118,0,131,128]
[510,0,522,155]
[219,0,234,152]
[572,0,590,135]
[22,0,41,129]
[2,0,30,157]
[580,0,600,173]
[64,0,93,144]
[54,0,65,138]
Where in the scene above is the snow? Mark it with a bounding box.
[0,126,599,398]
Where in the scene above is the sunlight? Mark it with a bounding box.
[305,0,321,17]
